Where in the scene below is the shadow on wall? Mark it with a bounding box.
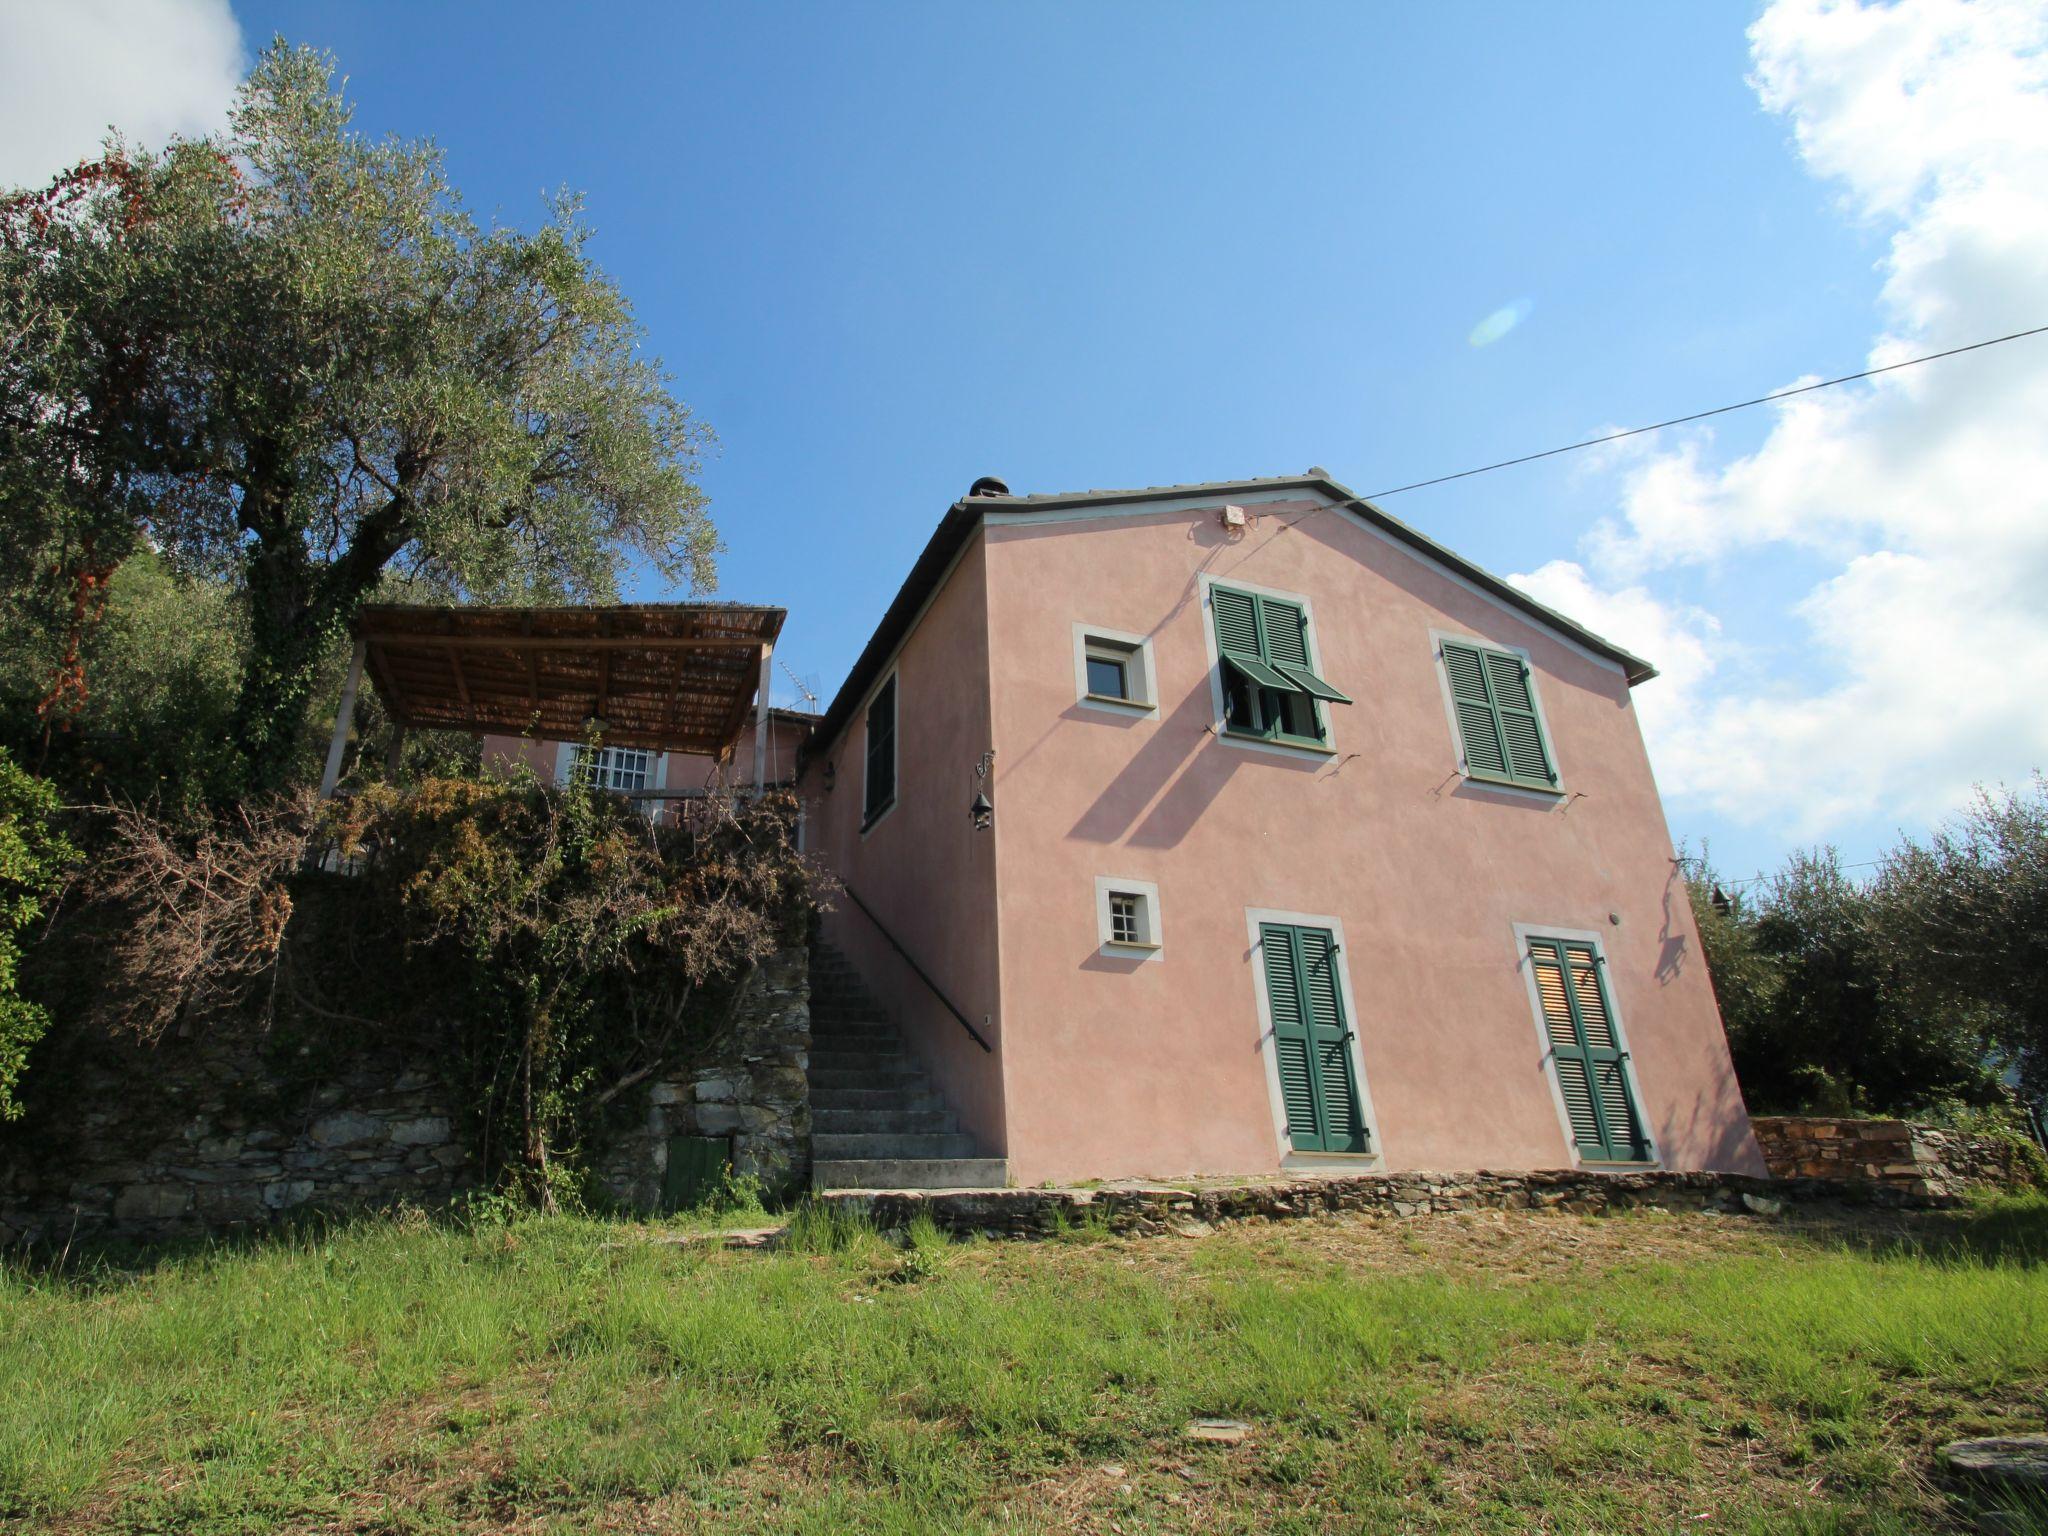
[1655,858,1692,987]
[1663,1080,1765,1174]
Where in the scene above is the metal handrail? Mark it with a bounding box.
[838,882,994,1053]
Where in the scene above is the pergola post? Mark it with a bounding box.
[753,641,773,792]
[319,639,367,800]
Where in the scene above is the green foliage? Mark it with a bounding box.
[1872,775,2048,1100]
[1687,782,2048,1118]
[0,749,73,1119]
[0,553,246,810]
[315,776,812,1203]
[2,40,715,794]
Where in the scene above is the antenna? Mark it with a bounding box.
[777,656,820,711]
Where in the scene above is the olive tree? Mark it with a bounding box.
[0,41,715,790]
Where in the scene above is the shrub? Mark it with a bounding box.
[0,749,74,1119]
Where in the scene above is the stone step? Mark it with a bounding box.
[812,1157,1010,1191]
[813,1106,957,1135]
[812,1131,978,1160]
[809,1066,932,1092]
[809,1050,910,1074]
[810,1086,949,1113]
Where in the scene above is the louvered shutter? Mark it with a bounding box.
[1566,946,1644,1160]
[1213,587,1262,658]
[1529,937,1647,1162]
[1483,651,1556,786]
[1298,927,1368,1152]
[1442,641,1509,778]
[1261,924,1321,1150]
[863,677,896,824]
[1261,599,1353,705]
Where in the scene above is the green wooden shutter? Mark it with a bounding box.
[1483,651,1556,786]
[1442,641,1509,778]
[863,676,896,824]
[1442,640,1556,789]
[1213,587,1262,659]
[1529,938,1647,1162]
[1262,923,1321,1149]
[1260,598,1352,704]
[1297,927,1368,1152]
[1261,923,1369,1154]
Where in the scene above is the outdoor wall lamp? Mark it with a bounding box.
[970,747,995,830]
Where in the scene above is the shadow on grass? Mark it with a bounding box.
[1770,1191,2048,1269]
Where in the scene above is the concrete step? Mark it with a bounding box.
[808,1020,899,1039]
[814,1106,958,1135]
[812,1131,978,1160]
[810,1086,949,1113]
[812,1157,1009,1191]
[809,1049,909,1072]
[809,1066,932,1092]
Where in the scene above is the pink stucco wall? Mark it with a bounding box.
[797,535,1008,1154]
[978,497,1761,1186]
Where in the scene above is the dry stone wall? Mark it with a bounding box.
[824,1167,1944,1242]
[1750,1115,2044,1199]
[593,946,811,1208]
[0,945,810,1245]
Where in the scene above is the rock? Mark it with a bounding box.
[1184,1419,1250,1445]
[308,1111,382,1148]
[1740,1193,1784,1216]
[387,1116,451,1147]
[262,1179,315,1210]
[1943,1435,2048,1491]
[693,1077,738,1103]
[694,1103,743,1135]
[113,1183,191,1220]
[648,1082,688,1106]
[1168,1218,1215,1238]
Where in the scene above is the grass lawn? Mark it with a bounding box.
[3,1196,2046,1534]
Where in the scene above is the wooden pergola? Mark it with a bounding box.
[320,602,786,797]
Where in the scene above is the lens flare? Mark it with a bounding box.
[1469,299,1533,347]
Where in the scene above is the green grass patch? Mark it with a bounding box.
[2,1197,2045,1532]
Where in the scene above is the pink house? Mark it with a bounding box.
[796,471,1763,1190]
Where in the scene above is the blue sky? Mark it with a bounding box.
[8,1,2045,887]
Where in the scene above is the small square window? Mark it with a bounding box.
[1094,876,1162,957]
[1074,625,1156,714]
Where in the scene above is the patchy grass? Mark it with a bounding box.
[2,1196,2045,1533]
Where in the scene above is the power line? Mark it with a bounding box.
[1352,321,2048,502]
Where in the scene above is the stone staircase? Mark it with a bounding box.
[807,942,1006,1190]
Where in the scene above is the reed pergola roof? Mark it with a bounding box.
[351,602,785,756]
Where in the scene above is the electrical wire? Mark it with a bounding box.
[1339,321,2048,506]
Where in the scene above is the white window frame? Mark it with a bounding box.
[1196,571,1339,762]
[557,743,662,792]
[1428,628,1567,802]
[1071,622,1158,717]
[1510,922,1659,1170]
[1244,907,1382,1165]
[1094,875,1163,961]
[859,666,900,838]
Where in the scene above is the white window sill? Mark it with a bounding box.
[1080,692,1155,716]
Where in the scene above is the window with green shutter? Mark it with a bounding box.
[1210,585,1351,748]
[862,674,897,828]
[1259,921,1369,1154]
[1527,936,1649,1163]
[1440,639,1559,790]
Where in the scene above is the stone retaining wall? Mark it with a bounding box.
[593,946,811,1209]
[1750,1115,2044,1200]
[0,944,809,1245]
[821,1167,1941,1241]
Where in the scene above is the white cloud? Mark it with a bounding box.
[1519,0,2048,841]
[0,0,245,189]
